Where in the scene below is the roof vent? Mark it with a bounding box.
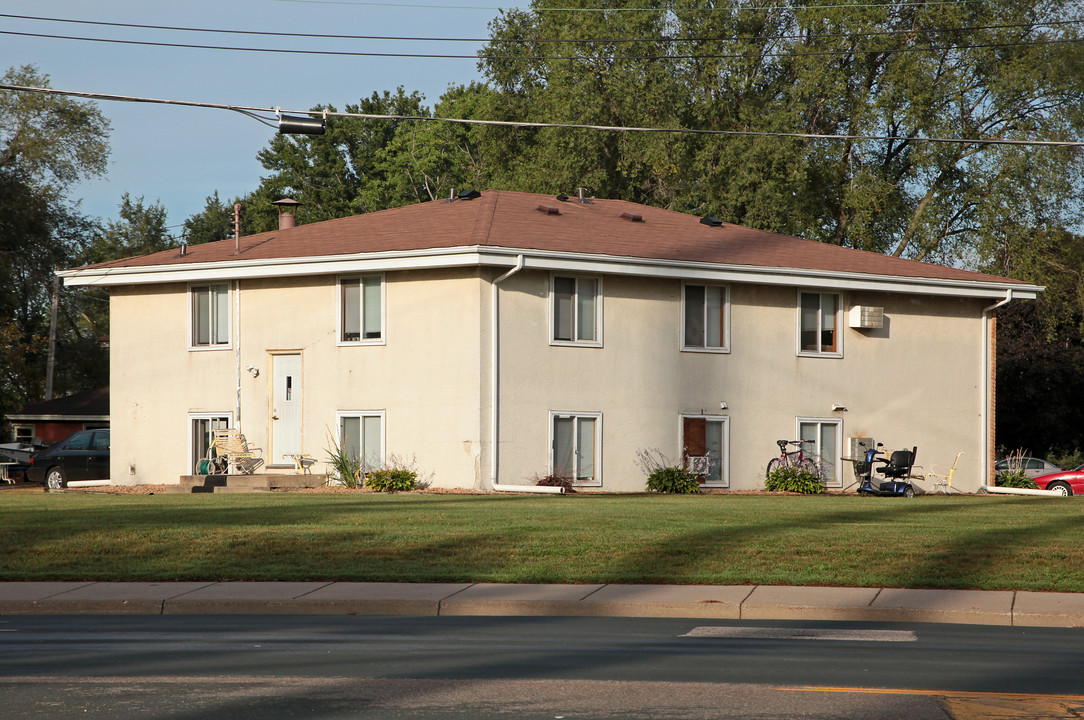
[273,198,302,230]
[556,193,570,202]
[576,187,592,203]
[700,216,723,227]
[536,205,561,215]
[620,212,643,223]
[457,189,482,201]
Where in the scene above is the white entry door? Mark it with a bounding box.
[271,354,302,465]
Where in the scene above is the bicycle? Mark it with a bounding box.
[766,439,819,476]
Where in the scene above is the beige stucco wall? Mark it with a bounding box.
[493,271,989,492]
[110,265,990,493]
[110,269,487,488]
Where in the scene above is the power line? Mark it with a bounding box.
[267,0,989,11]
[3,82,1081,148]
[2,12,1079,45]
[3,28,1079,61]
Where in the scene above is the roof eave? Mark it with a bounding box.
[58,245,1042,299]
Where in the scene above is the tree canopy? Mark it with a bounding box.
[0,65,110,416]
[175,2,1082,457]
[479,0,1084,262]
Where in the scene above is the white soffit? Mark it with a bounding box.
[58,245,1041,300]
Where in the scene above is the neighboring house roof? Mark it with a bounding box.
[8,387,109,423]
[59,190,1041,299]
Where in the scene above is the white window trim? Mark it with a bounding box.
[796,416,843,488]
[335,410,386,469]
[679,413,730,488]
[548,410,603,487]
[549,273,604,348]
[188,282,232,351]
[337,274,387,347]
[680,282,731,353]
[796,289,843,358]
[188,411,234,475]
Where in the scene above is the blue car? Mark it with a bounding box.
[28,429,110,490]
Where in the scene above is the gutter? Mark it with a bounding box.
[489,256,563,495]
[980,290,1060,496]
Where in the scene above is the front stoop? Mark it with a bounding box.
[172,474,329,493]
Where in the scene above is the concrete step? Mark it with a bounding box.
[174,474,328,493]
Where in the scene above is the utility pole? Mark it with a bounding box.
[44,272,59,400]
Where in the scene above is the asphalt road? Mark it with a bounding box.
[1,615,1082,719]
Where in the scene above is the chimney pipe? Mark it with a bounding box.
[272,198,302,230]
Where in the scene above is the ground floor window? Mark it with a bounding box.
[12,424,33,443]
[798,417,842,487]
[681,415,729,487]
[190,413,232,474]
[337,411,384,471]
[551,412,601,485]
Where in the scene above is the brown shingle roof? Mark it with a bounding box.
[75,190,1025,286]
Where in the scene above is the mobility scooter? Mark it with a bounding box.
[851,440,918,497]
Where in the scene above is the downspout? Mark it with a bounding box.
[234,279,242,432]
[980,290,1058,496]
[490,256,563,494]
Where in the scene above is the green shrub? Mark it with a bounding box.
[365,467,418,492]
[994,471,1038,490]
[646,466,702,494]
[325,432,362,488]
[765,466,825,494]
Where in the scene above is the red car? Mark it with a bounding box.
[1033,463,1084,496]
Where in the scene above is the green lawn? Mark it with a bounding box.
[1,491,1081,591]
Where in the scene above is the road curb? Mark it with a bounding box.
[0,582,1081,627]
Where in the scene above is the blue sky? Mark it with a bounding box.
[2,0,530,235]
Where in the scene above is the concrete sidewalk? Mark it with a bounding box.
[1,582,1083,627]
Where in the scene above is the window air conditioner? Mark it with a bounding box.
[849,306,884,329]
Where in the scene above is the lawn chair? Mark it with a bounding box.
[209,429,264,475]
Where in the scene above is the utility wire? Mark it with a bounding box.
[2,12,1079,45]
[3,82,1081,148]
[267,0,988,11]
[3,28,1079,61]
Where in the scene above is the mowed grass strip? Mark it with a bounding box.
[1,492,1081,591]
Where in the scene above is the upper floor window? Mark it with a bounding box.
[340,275,384,344]
[683,283,729,352]
[191,283,230,348]
[551,275,601,346]
[799,291,841,356]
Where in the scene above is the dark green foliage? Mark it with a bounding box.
[646,466,701,494]
[765,466,825,494]
[994,471,1039,490]
[182,192,236,246]
[0,65,111,421]
[365,468,417,493]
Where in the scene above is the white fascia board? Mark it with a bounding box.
[59,247,489,287]
[484,247,1042,299]
[59,244,1042,299]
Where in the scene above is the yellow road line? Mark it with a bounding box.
[785,686,1084,702]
